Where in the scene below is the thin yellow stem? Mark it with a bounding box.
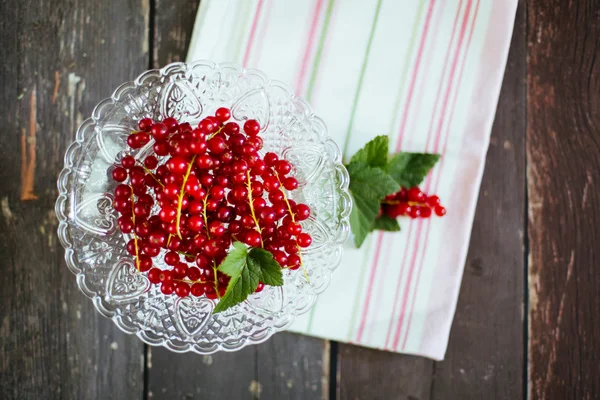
[130,192,141,272]
[135,160,164,188]
[246,170,263,247]
[207,125,224,141]
[175,156,197,239]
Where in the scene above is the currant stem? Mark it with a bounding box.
[272,169,309,282]
[130,191,141,272]
[246,170,263,247]
[175,155,197,239]
[207,125,224,141]
[136,160,164,188]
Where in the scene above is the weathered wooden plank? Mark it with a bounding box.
[146,346,256,399]
[431,2,526,399]
[256,332,330,400]
[338,345,434,400]
[0,1,149,399]
[152,0,200,68]
[527,1,600,399]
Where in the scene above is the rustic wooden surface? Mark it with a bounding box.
[1,0,599,399]
[526,0,600,399]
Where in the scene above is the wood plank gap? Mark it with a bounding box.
[148,0,156,69]
[329,341,338,400]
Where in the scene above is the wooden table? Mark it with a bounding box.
[1,1,598,398]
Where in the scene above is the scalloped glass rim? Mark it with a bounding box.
[56,61,352,354]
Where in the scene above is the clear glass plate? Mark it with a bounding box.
[55,61,352,354]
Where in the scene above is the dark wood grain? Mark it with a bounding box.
[147,346,256,399]
[256,333,330,400]
[0,1,149,399]
[337,345,434,400]
[431,2,527,400]
[527,1,600,399]
[152,0,200,68]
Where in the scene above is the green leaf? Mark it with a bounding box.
[216,242,248,277]
[347,162,400,247]
[214,242,258,313]
[372,215,401,232]
[349,135,389,168]
[349,193,379,247]
[248,248,284,286]
[386,152,440,188]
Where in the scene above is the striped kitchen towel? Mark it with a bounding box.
[187,0,518,360]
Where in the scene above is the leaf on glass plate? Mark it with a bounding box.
[214,242,284,313]
[247,248,284,286]
[372,215,401,232]
[349,135,389,168]
[347,162,399,247]
[214,242,258,313]
[386,152,440,188]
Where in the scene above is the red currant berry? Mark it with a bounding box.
[294,203,310,221]
[409,206,421,219]
[407,187,426,203]
[173,262,188,279]
[161,282,175,295]
[148,268,161,284]
[195,154,214,169]
[147,231,167,248]
[189,139,208,155]
[203,239,222,257]
[187,215,205,232]
[287,254,301,270]
[426,195,440,207]
[186,266,201,281]
[223,122,240,136]
[150,123,169,140]
[207,136,227,154]
[166,156,189,175]
[282,177,298,190]
[118,216,134,233]
[244,230,262,247]
[121,156,136,169]
[420,206,432,218]
[263,176,280,192]
[255,282,265,293]
[154,140,170,156]
[434,205,446,216]
[191,283,205,297]
[264,152,278,166]
[215,107,231,123]
[164,251,180,266]
[112,167,127,182]
[243,119,260,136]
[275,160,292,175]
[138,255,153,272]
[196,254,210,269]
[163,117,179,131]
[296,233,312,248]
[138,118,153,131]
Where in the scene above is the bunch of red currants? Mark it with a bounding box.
[381,186,446,219]
[110,109,312,299]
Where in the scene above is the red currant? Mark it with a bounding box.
[243,119,260,136]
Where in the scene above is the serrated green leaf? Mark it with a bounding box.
[216,241,248,277]
[349,135,389,168]
[214,242,258,313]
[248,248,284,286]
[349,192,380,247]
[372,215,401,232]
[347,162,400,200]
[386,152,440,188]
[347,162,400,247]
